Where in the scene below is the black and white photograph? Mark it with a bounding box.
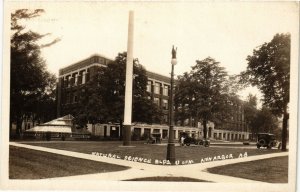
[1,1,299,191]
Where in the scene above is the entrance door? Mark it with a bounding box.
[208,127,212,138]
[162,130,168,139]
[110,126,119,138]
[133,128,141,140]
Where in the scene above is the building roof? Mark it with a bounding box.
[59,54,113,76]
[58,54,172,83]
[26,115,74,133]
[146,71,170,83]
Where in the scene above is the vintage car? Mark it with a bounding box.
[256,133,281,149]
[147,133,162,144]
[181,134,210,147]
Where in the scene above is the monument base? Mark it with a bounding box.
[166,143,176,164]
[123,124,131,146]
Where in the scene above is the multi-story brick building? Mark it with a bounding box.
[56,54,250,140]
[56,54,111,117]
[213,98,249,141]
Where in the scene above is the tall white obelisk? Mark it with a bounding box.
[123,11,134,146]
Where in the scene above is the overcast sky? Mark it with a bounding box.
[8,1,298,103]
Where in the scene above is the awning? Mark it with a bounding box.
[26,114,73,133]
[27,125,72,133]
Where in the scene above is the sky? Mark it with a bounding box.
[8,1,299,104]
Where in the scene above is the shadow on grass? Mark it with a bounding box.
[125,176,209,182]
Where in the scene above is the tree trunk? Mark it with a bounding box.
[16,116,23,138]
[203,119,207,139]
[281,112,289,151]
[120,119,123,140]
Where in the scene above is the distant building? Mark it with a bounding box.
[213,98,249,141]
[56,54,250,140]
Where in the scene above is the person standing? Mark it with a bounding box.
[180,136,185,146]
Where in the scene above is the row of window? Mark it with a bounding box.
[63,90,169,108]
[61,71,90,88]
[214,132,246,140]
[147,81,169,96]
[153,98,169,110]
[64,92,78,104]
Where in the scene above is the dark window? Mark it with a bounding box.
[74,94,78,103]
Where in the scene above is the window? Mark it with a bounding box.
[69,92,73,103]
[154,98,160,107]
[66,76,70,87]
[78,73,83,85]
[66,93,70,103]
[163,85,169,96]
[162,99,168,110]
[86,72,90,82]
[144,128,151,137]
[147,81,152,92]
[154,82,161,94]
[70,76,75,86]
[74,74,78,86]
[153,129,160,133]
[163,115,168,124]
[74,94,78,103]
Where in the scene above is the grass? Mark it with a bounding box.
[22,141,283,165]
[125,176,208,182]
[207,156,288,183]
[9,146,129,179]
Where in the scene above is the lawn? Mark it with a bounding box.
[22,141,284,165]
[9,146,129,179]
[207,156,288,183]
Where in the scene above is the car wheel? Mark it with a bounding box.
[278,143,282,150]
[258,139,266,147]
[186,143,190,146]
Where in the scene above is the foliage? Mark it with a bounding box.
[241,33,290,150]
[251,107,279,136]
[243,94,258,136]
[75,52,163,126]
[241,33,290,116]
[175,57,231,138]
[10,9,58,136]
[244,96,280,139]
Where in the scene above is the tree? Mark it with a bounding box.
[175,57,230,139]
[243,94,258,139]
[241,33,290,150]
[75,52,162,131]
[10,9,59,137]
[174,72,194,126]
[252,107,279,135]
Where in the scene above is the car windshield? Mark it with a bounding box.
[258,134,275,139]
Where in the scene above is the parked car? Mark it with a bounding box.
[256,133,281,149]
[183,136,210,147]
[147,133,161,144]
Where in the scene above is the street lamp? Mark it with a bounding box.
[166,45,177,164]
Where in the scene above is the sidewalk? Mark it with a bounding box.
[9,142,288,183]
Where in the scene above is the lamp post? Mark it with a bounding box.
[166,46,177,164]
